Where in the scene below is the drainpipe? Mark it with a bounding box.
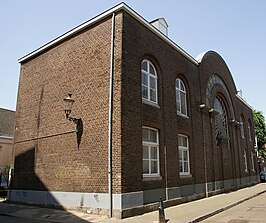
[198,66,208,198]
[202,111,209,198]
[108,12,115,218]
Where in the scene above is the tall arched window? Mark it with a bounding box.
[176,78,187,116]
[240,116,245,138]
[243,149,248,172]
[214,97,228,144]
[141,60,158,104]
[248,120,252,141]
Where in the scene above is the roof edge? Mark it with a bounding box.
[0,107,15,112]
[236,94,253,111]
[18,2,198,65]
[18,2,125,63]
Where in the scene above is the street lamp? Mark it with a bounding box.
[63,93,83,148]
[64,93,75,119]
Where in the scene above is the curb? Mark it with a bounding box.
[187,190,266,223]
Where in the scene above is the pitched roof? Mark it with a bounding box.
[0,108,15,137]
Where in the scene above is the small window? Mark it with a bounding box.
[176,79,187,116]
[143,127,160,176]
[248,121,252,141]
[240,116,245,138]
[178,135,190,175]
[141,60,158,104]
[251,152,255,171]
[243,149,248,172]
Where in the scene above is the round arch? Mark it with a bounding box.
[206,74,235,120]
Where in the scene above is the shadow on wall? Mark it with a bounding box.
[6,147,92,223]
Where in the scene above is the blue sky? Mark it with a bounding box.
[1,0,266,115]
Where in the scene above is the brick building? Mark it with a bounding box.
[0,108,15,187]
[10,3,258,218]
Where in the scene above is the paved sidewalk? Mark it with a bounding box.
[0,183,265,223]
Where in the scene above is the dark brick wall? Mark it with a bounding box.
[198,51,257,184]
[235,98,258,176]
[13,8,257,199]
[13,14,124,193]
[120,12,257,194]
[120,12,203,192]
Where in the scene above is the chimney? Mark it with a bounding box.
[150,18,168,36]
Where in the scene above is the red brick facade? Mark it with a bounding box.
[10,3,258,218]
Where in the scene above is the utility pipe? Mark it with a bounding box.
[108,12,115,218]
[198,68,208,198]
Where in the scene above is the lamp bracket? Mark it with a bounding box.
[67,116,80,124]
[66,117,83,148]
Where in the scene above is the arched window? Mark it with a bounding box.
[251,152,255,171]
[248,120,252,141]
[240,116,245,138]
[141,60,158,104]
[243,149,248,172]
[176,78,187,116]
[214,97,228,144]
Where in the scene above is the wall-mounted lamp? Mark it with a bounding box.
[63,93,83,148]
[199,104,211,113]
[64,93,75,119]
[230,119,241,127]
[199,104,220,116]
[209,108,220,117]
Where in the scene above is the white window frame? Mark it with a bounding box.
[141,60,158,105]
[142,127,160,177]
[176,79,188,117]
[243,149,248,172]
[178,134,190,176]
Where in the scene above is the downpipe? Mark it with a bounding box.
[108,12,115,218]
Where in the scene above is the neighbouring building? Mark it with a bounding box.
[257,142,266,172]
[10,3,258,218]
[0,108,15,187]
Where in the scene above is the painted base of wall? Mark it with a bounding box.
[8,190,143,218]
[8,176,259,219]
